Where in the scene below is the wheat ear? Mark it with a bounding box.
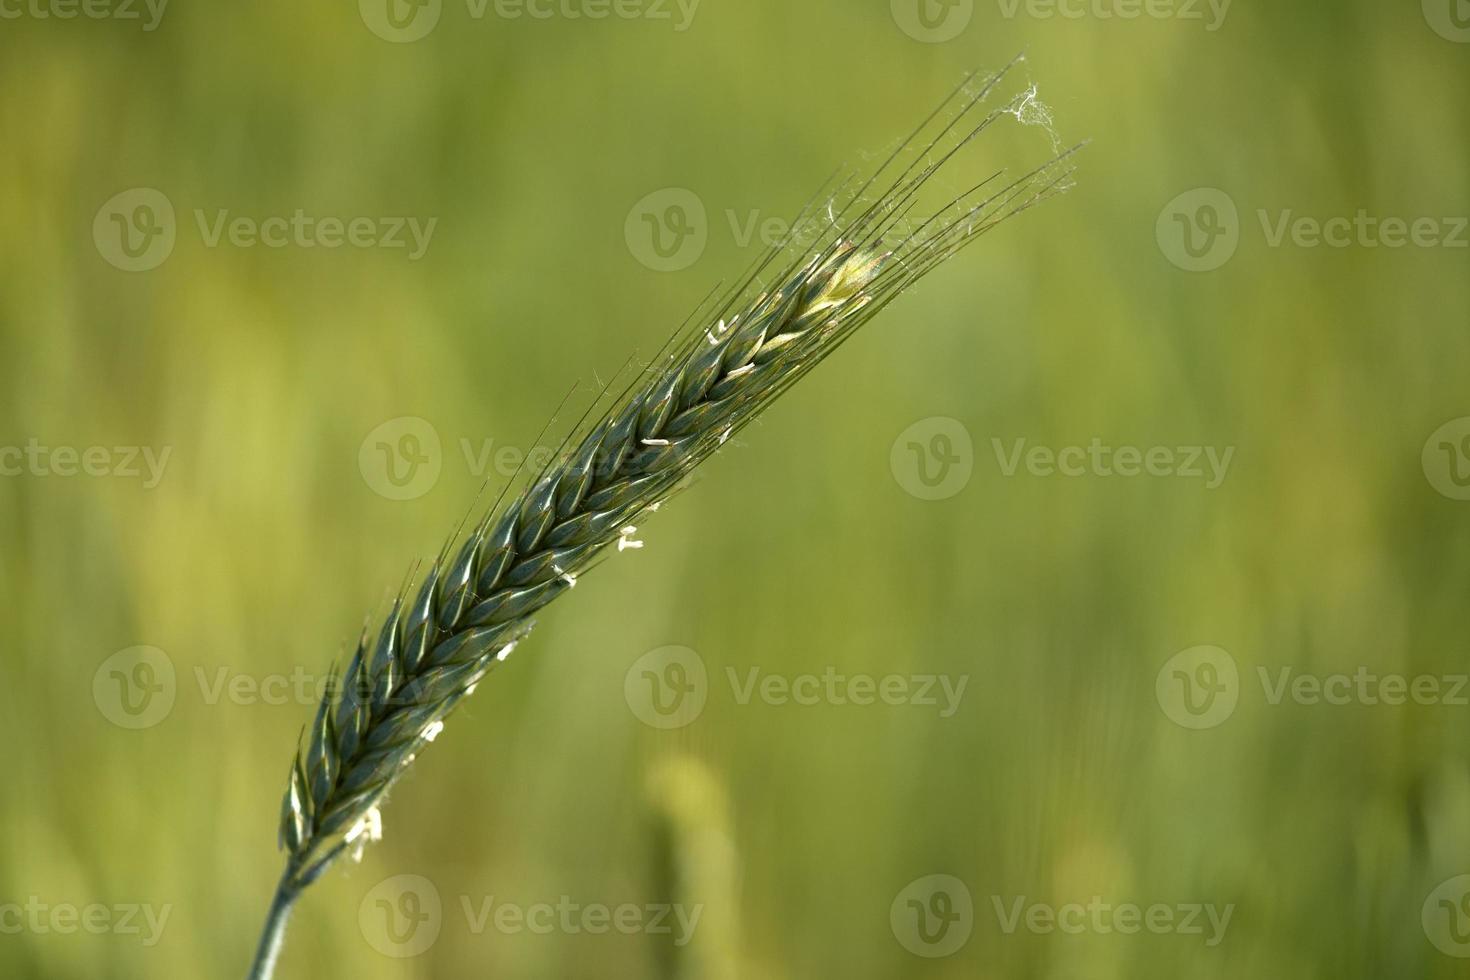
[247,60,1080,980]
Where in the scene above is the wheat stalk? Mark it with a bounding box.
[246,59,1079,980]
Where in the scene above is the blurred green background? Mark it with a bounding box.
[3,1,1470,977]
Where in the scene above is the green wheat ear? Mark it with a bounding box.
[247,57,1081,980]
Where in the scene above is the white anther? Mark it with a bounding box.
[346,806,383,847]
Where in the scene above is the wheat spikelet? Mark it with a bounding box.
[248,58,1079,979]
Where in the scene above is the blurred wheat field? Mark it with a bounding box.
[2,1,1469,978]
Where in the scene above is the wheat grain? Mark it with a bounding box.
[247,59,1079,980]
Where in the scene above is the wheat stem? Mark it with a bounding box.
[245,875,299,980]
[248,60,1078,978]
